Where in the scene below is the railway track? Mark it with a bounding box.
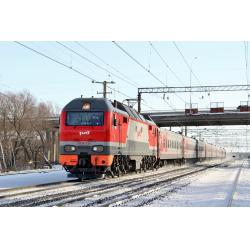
[91,161,232,207]
[0,165,197,207]
[0,160,231,207]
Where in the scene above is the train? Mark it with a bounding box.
[59,97,226,179]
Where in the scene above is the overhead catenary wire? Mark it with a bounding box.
[113,41,169,87]
[15,41,95,81]
[149,41,186,87]
[14,41,156,111]
[112,41,213,126]
[15,42,187,126]
[149,41,206,108]
[112,41,187,109]
[47,41,106,79]
[74,41,177,110]
[75,41,185,113]
[75,41,142,88]
[14,41,209,127]
[57,41,139,89]
[173,41,203,87]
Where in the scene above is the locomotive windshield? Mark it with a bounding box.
[66,111,104,126]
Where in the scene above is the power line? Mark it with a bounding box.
[14,42,185,123]
[75,41,178,110]
[112,41,213,125]
[14,41,211,127]
[56,41,139,89]
[74,42,178,111]
[75,41,142,88]
[112,41,168,87]
[14,42,156,111]
[173,41,203,87]
[149,41,186,87]
[15,41,95,81]
[47,41,106,79]
[112,41,188,110]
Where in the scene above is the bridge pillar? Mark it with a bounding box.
[46,131,60,163]
[51,131,56,162]
[46,131,51,161]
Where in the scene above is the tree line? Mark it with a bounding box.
[0,89,60,172]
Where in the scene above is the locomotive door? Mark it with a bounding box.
[118,118,122,154]
[156,128,159,157]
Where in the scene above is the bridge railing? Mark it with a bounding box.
[141,107,243,115]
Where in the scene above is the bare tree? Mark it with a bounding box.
[0,89,60,171]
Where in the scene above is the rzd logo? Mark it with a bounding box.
[79,131,90,136]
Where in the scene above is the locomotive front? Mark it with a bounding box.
[59,98,114,179]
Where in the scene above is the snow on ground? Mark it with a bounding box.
[0,165,73,190]
[142,159,250,207]
[1,160,250,207]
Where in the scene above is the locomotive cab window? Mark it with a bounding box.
[113,114,117,126]
[66,111,104,126]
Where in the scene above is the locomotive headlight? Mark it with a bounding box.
[92,145,104,152]
[64,145,77,152]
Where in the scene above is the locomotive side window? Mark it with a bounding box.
[123,117,127,124]
[149,125,152,130]
[66,111,104,126]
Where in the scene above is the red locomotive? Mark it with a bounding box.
[59,97,226,179]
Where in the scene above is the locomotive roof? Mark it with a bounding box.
[62,97,156,125]
[62,98,114,111]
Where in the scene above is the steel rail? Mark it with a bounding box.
[227,160,244,207]
[0,180,77,194]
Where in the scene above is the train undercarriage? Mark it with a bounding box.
[64,155,197,180]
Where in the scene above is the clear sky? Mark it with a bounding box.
[1,41,250,152]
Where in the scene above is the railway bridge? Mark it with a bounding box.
[141,107,250,127]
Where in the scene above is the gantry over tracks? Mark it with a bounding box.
[137,84,250,127]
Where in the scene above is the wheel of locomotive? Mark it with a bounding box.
[111,172,115,178]
[152,163,155,171]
